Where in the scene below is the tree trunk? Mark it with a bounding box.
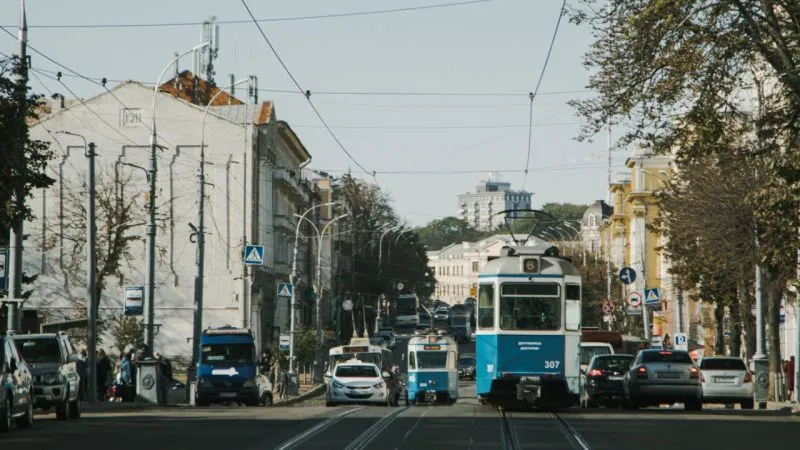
[730,291,742,358]
[714,300,726,355]
[739,280,756,363]
[765,267,782,402]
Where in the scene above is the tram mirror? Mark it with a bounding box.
[565,299,581,331]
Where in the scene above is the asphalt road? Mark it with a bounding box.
[4,328,797,449]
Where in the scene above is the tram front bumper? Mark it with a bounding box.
[517,376,543,403]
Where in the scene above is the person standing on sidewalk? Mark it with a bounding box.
[75,349,88,401]
[785,356,795,401]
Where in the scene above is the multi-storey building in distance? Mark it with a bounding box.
[457,175,532,231]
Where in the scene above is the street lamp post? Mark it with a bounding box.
[377,224,401,332]
[189,77,252,371]
[562,221,585,265]
[293,211,350,383]
[288,201,339,395]
[147,43,209,357]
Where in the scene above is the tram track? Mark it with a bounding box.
[497,407,591,450]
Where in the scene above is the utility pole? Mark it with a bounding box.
[86,142,98,403]
[6,0,28,334]
[190,162,205,368]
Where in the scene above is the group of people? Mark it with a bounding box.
[73,347,173,403]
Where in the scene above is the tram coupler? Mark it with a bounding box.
[517,376,542,403]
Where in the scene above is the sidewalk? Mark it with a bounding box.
[274,382,326,406]
[79,400,173,413]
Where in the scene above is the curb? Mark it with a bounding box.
[78,401,170,413]
[274,384,326,407]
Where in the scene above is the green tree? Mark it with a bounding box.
[569,0,800,399]
[414,217,487,251]
[294,326,320,368]
[113,316,145,353]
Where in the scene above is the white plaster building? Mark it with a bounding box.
[427,234,548,305]
[457,176,532,231]
[579,200,612,258]
[23,72,318,358]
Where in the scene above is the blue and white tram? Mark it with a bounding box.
[475,244,582,408]
[406,332,459,405]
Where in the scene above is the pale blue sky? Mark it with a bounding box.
[1,0,628,225]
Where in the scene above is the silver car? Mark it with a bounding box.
[699,357,754,409]
[623,349,703,411]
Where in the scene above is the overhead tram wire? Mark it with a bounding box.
[0,25,175,149]
[521,0,568,189]
[240,0,373,177]
[3,0,492,29]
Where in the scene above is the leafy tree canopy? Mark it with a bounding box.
[414,217,487,251]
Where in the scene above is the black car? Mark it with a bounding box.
[1,335,35,433]
[581,354,634,408]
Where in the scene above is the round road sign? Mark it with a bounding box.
[626,291,643,308]
[397,282,404,290]
[343,299,353,311]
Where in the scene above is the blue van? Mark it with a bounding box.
[196,327,271,406]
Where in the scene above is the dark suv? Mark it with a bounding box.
[10,332,81,420]
[1,335,34,432]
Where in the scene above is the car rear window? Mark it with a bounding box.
[641,351,692,363]
[700,358,747,371]
[593,356,634,370]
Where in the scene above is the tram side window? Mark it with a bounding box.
[409,352,416,370]
[499,283,560,331]
[478,284,494,329]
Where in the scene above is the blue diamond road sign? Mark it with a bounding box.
[644,287,661,305]
[619,267,636,285]
[277,283,293,298]
[244,245,265,265]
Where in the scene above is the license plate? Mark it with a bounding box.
[609,376,623,381]
[657,372,680,379]
[715,377,735,383]
[219,392,237,398]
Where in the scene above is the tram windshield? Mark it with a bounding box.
[499,283,560,331]
[414,351,448,369]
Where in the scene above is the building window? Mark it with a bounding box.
[589,214,597,228]
[472,261,479,273]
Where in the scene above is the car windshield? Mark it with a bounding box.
[336,365,378,378]
[416,351,447,369]
[458,357,474,366]
[592,356,633,371]
[641,351,693,364]
[581,346,612,366]
[200,343,254,364]
[15,338,61,363]
[700,358,747,371]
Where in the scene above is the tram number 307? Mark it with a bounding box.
[544,360,560,369]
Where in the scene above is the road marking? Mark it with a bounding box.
[552,412,591,450]
[271,407,364,450]
[345,407,408,450]
[402,408,431,441]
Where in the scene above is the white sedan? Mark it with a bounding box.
[326,361,391,407]
[698,356,754,409]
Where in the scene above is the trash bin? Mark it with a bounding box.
[136,358,162,404]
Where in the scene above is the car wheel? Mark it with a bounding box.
[16,394,33,428]
[56,390,70,420]
[740,399,754,410]
[586,395,599,409]
[0,396,10,433]
[261,393,273,407]
[325,401,336,407]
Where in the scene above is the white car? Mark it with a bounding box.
[698,356,754,409]
[434,307,449,321]
[326,361,392,407]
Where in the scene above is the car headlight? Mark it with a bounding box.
[42,372,60,385]
[332,381,345,389]
[243,379,256,388]
[372,381,385,389]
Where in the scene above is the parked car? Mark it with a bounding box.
[1,335,34,433]
[699,356,754,409]
[10,332,82,420]
[434,306,449,321]
[623,349,703,411]
[581,354,634,408]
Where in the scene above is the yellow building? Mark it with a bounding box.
[601,148,689,341]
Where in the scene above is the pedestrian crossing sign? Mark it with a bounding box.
[244,245,264,265]
[277,283,293,298]
[644,288,660,305]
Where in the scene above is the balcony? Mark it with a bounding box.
[273,168,312,205]
[273,214,294,232]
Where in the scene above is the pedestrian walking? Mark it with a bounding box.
[96,349,112,401]
[785,356,795,401]
[75,349,88,401]
[280,371,289,399]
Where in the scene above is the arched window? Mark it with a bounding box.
[588,214,597,228]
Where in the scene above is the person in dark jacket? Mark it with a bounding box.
[75,349,88,401]
[96,349,112,401]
